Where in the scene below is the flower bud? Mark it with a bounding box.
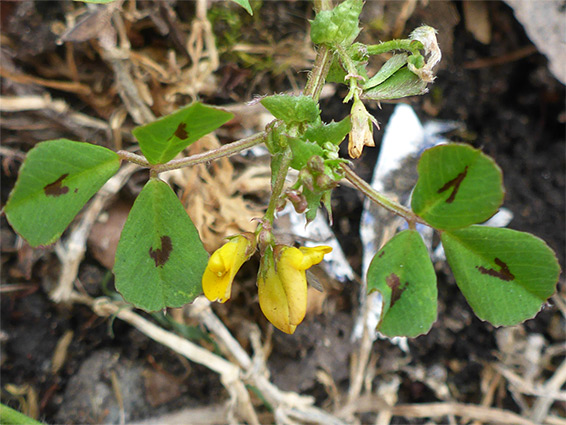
[307,155,325,174]
[286,189,308,214]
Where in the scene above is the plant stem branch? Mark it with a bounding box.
[340,164,426,226]
[366,39,423,56]
[304,0,333,100]
[304,45,333,101]
[118,131,266,173]
[335,43,363,103]
[264,150,293,225]
[117,150,150,167]
[153,131,266,173]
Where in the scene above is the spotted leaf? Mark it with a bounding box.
[442,226,560,326]
[366,230,437,337]
[114,179,208,311]
[411,144,504,230]
[4,139,120,246]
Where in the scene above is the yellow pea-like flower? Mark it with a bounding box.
[258,245,332,334]
[202,234,256,303]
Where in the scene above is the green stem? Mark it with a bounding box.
[335,43,362,103]
[366,39,423,56]
[303,0,333,101]
[264,150,293,224]
[340,164,426,226]
[303,45,333,101]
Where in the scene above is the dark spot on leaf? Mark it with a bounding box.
[386,273,407,307]
[378,251,385,258]
[149,235,173,268]
[74,188,78,193]
[44,173,70,197]
[476,258,515,281]
[174,123,189,140]
[437,166,469,203]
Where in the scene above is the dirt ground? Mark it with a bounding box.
[1,1,564,424]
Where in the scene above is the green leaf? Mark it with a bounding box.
[1,403,46,425]
[411,144,504,230]
[362,67,428,100]
[367,230,437,337]
[303,187,323,223]
[132,102,233,165]
[442,226,560,326]
[114,179,208,311]
[362,53,408,90]
[260,94,320,124]
[288,137,325,170]
[4,139,120,247]
[229,0,253,15]
[310,0,363,46]
[304,118,351,146]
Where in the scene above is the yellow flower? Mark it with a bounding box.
[202,234,256,303]
[258,245,332,334]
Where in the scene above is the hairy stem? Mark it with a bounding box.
[303,0,333,101]
[340,164,426,227]
[264,150,293,225]
[118,131,266,173]
[153,131,266,173]
[303,45,333,101]
[335,43,363,103]
[117,150,150,167]
[366,39,424,56]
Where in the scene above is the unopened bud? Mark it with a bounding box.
[286,189,308,214]
[307,155,325,174]
[298,169,314,191]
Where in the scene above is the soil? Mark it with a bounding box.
[1,1,564,424]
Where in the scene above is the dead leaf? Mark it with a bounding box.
[463,0,492,45]
[88,200,131,269]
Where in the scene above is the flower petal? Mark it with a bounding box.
[258,266,296,334]
[202,235,255,303]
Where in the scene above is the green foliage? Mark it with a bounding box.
[367,230,437,337]
[362,53,409,90]
[132,103,233,165]
[411,144,504,230]
[288,137,325,171]
[304,118,351,146]
[229,0,253,15]
[0,403,45,425]
[310,0,363,46]
[4,139,120,247]
[441,226,560,326]
[3,0,559,340]
[362,67,428,100]
[113,179,208,311]
[260,94,320,125]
